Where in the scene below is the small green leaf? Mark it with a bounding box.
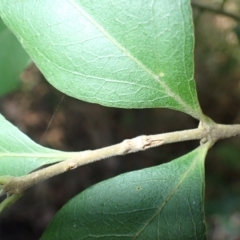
[0,114,77,177]
[41,144,209,240]
[0,18,30,96]
[0,0,203,119]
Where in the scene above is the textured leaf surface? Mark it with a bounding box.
[0,18,29,96]
[0,0,203,119]
[42,144,209,240]
[0,114,76,177]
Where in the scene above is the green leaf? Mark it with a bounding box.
[0,114,77,177]
[0,0,203,119]
[0,18,30,96]
[41,144,209,240]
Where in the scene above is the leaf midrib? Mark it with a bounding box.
[67,0,197,117]
[0,152,77,159]
[133,148,205,239]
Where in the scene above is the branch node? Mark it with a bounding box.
[67,161,77,170]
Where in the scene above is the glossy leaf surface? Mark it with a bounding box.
[42,144,209,240]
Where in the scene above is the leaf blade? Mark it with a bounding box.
[0,0,203,119]
[0,114,75,177]
[41,144,209,240]
[0,18,30,96]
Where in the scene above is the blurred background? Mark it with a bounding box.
[0,0,240,239]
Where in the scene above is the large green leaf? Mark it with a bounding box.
[0,18,30,96]
[41,144,209,240]
[0,114,77,177]
[0,0,203,119]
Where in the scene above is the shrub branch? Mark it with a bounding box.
[1,122,240,200]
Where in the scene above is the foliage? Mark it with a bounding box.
[0,0,238,239]
[0,18,29,96]
[41,145,208,239]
